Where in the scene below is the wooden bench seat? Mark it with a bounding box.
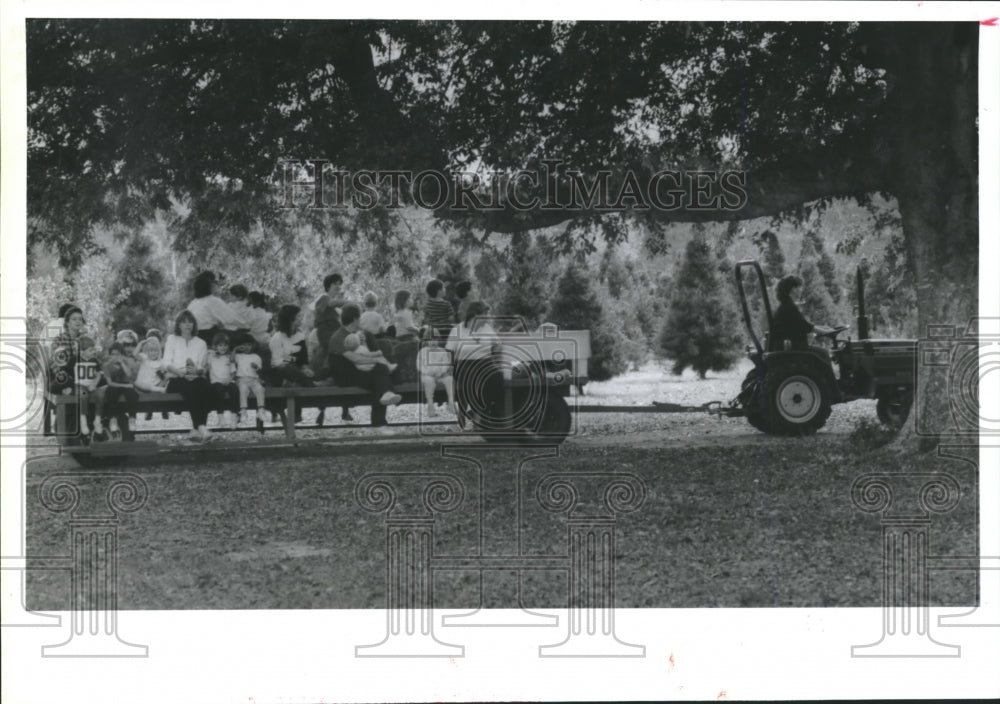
[47,372,584,441]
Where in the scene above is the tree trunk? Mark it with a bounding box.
[883,24,979,451]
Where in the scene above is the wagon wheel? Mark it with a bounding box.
[761,360,832,436]
[478,390,571,445]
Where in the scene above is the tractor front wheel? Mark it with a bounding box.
[761,361,832,435]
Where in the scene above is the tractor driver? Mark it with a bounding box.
[771,275,837,352]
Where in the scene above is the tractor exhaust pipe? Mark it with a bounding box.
[856,265,870,339]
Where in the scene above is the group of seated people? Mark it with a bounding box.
[47,270,500,442]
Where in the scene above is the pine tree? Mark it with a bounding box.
[796,237,838,327]
[108,233,171,337]
[657,238,742,378]
[803,229,841,303]
[548,260,625,381]
[496,233,552,330]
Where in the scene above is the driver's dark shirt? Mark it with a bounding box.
[771,301,814,351]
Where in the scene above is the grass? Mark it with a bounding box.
[25,432,978,611]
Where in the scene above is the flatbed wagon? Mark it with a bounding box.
[47,328,591,466]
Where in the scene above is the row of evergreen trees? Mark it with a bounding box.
[29,204,915,381]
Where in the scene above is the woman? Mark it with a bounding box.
[48,306,87,395]
[268,304,316,388]
[771,275,836,351]
[245,291,273,346]
[446,301,504,429]
[163,310,215,441]
[186,271,254,348]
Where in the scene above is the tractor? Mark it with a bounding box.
[717,260,916,435]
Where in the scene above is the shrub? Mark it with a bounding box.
[850,416,898,450]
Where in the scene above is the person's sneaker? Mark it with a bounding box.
[379,392,402,406]
[238,409,248,425]
[79,418,90,436]
[144,411,153,421]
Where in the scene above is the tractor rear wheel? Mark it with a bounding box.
[761,360,832,435]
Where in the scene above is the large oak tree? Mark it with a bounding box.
[27,20,979,445]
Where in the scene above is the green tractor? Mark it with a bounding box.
[721,260,915,435]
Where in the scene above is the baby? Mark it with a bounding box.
[234,341,267,426]
[343,333,397,373]
[417,335,455,417]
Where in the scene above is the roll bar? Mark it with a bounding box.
[734,260,773,356]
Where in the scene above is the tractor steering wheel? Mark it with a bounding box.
[815,324,849,340]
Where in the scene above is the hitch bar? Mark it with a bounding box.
[705,400,747,419]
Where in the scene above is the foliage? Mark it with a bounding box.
[758,230,787,283]
[26,20,969,264]
[850,417,898,451]
[796,235,838,326]
[548,259,627,381]
[657,237,742,378]
[804,229,841,303]
[26,270,74,338]
[495,233,554,330]
[108,233,173,336]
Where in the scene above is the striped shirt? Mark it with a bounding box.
[422,298,455,332]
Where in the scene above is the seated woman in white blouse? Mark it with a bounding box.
[268,304,316,388]
[163,310,215,441]
[186,271,254,349]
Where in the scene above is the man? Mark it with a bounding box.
[327,304,401,428]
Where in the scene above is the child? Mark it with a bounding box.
[208,332,239,428]
[103,342,140,440]
[73,336,105,436]
[134,337,170,393]
[359,291,387,337]
[423,279,455,340]
[417,330,456,417]
[141,329,170,420]
[391,289,420,339]
[343,333,397,374]
[454,280,474,325]
[234,341,267,426]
